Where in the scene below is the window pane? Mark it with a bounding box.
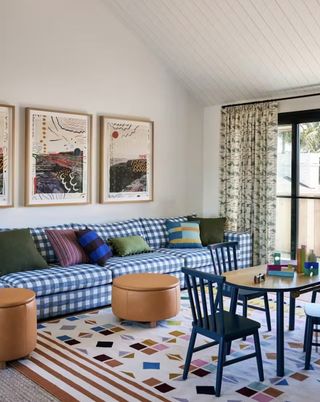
[299,122,320,197]
[298,198,320,258]
[277,125,292,196]
[275,197,291,259]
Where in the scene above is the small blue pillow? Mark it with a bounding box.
[76,229,113,266]
[166,220,202,248]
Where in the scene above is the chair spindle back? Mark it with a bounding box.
[208,242,239,275]
[182,268,225,334]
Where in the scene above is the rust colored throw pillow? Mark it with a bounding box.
[45,229,89,267]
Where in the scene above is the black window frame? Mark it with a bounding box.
[278,108,320,259]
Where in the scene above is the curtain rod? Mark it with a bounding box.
[221,91,320,108]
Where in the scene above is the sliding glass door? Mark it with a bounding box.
[276,109,320,259]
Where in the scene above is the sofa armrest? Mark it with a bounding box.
[224,231,252,268]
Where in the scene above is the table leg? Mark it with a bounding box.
[227,287,239,355]
[276,292,285,377]
[289,293,295,331]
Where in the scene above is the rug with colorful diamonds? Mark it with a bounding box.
[14,291,320,402]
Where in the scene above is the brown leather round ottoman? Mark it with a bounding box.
[112,273,180,327]
[0,288,37,369]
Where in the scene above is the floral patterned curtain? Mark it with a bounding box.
[220,102,278,265]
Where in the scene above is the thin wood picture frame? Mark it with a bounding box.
[25,107,92,206]
[100,115,154,203]
[0,104,14,208]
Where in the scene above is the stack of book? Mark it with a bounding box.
[267,264,295,278]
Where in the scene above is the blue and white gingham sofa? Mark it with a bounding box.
[0,217,252,320]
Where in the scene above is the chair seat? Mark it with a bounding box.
[304,303,320,318]
[224,285,266,300]
[239,288,267,299]
[196,311,260,341]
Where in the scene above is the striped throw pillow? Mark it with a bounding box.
[45,229,89,267]
[166,220,203,248]
[76,229,113,266]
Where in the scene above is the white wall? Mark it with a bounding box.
[0,0,203,228]
[203,106,221,216]
[278,94,320,113]
[202,95,320,216]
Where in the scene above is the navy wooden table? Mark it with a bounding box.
[223,265,320,377]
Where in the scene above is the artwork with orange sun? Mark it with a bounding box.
[0,105,14,207]
[26,108,91,206]
[100,116,153,203]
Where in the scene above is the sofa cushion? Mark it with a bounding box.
[188,216,226,246]
[1,263,113,297]
[109,235,151,256]
[159,247,240,269]
[159,248,213,268]
[105,252,184,278]
[76,229,113,266]
[166,220,202,249]
[45,229,89,267]
[0,229,48,276]
[30,224,74,263]
[81,219,145,243]
[139,216,188,249]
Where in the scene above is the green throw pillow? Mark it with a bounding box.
[0,229,48,276]
[109,235,151,257]
[188,216,226,246]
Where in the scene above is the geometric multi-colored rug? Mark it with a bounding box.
[13,291,320,401]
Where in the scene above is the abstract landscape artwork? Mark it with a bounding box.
[0,105,14,207]
[100,116,153,203]
[25,108,91,206]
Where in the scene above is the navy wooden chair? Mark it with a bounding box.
[303,290,318,352]
[304,303,320,369]
[312,291,319,302]
[182,267,264,397]
[208,242,271,337]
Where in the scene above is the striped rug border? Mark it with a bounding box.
[11,332,171,402]
[12,361,78,402]
[39,332,170,401]
[29,349,126,402]
[36,338,148,401]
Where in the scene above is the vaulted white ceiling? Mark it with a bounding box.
[105,0,320,106]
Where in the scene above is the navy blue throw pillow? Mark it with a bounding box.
[76,229,113,266]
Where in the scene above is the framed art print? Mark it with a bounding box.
[0,104,14,207]
[25,108,91,206]
[100,116,153,203]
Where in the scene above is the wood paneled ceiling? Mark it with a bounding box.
[105,0,320,106]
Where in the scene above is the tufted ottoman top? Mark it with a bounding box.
[0,288,35,308]
[113,273,179,291]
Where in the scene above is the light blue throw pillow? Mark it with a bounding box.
[166,220,203,248]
